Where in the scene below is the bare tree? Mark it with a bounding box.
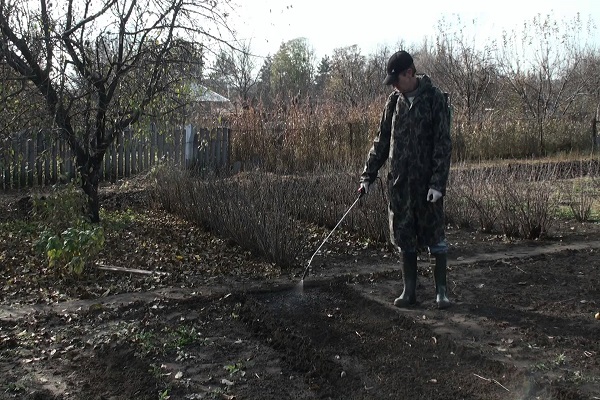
[564,49,600,150]
[324,45,390,107]
[428,17,497,126]
[364,45,393,101]
[314,55,331,99]
[326,45,368,107]
[496,12,595,155]
[209,40,260,107]
[0,0,232,222]
[255,55,273,108]
[0,62,45,140]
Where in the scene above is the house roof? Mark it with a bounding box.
[190,83,230,103]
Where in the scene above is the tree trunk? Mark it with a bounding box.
[538,118,545,157]
[593,104,599,154]
[78,157,102,223]
[593,116,598,154]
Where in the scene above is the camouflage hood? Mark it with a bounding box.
[409,74,434,97]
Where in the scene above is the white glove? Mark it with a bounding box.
[358,181,370,196]
[427,188,442,203]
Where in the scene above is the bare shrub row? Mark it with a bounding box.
[445,160,600,238]
[451,113,593,161]
[151,165,392,268]
[152,159,600,268]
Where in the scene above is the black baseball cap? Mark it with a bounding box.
[383,50,413,85]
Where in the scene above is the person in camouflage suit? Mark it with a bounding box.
[358,50,452,309]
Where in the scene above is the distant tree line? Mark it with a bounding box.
[207,13,600,160]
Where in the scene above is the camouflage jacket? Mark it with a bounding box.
[360,74,451,249]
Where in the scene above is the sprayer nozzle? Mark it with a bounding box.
[301,266,310,281]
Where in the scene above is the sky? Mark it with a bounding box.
[228,0,600,61]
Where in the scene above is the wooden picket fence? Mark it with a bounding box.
[0,124,230,190]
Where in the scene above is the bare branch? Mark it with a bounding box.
[63,0,119,38]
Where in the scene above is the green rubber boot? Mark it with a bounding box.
[394,252,418,307]
[434,253,451,309]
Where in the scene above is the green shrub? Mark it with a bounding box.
[32,182,105,275]
[36,226,105,275]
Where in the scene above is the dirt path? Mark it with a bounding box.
[3,238,600,322]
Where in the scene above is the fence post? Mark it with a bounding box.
[139,130,144,174]
[143,130,149,171]
[124,127,130,178]
[102,140,109,181]
[64,141,74,181]
[117,129,124,179]
[150,122,156,167]
[1,139,9,189]
[174,127,180,166]
[131,129,137,175]
[1,139,7,189]
[42,132,50,185]
[35,135,42,186]
[158,128,166,162]
[198,128,208,170]
[210,128,216,169]
[223,127,231,168]
[214,128,222,167]
[51,138,58,184]
[18,138,26,188]
[27,136,35,186]
[184,124,194,168]
[17,138,23,187]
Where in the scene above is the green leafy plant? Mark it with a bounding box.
[553,352,567,366]
[4,381,26,394]
[36,225,105,275]
[31,182,106,276]
[163,325,199,349]
[135,330,159,355]
[100,208,140,230]
[533,362,549,371]
[223,361,245,376]
[158,388,170,400]
[208,387,225,399]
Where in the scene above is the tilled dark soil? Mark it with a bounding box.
[240,282,520,400]
[1,250,599,400]
[351,250,600,400]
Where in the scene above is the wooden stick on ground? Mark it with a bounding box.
[472,373,510,392]
[96,262,169,276]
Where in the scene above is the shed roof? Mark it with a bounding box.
[190,83,230,103]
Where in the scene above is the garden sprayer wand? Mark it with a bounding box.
[300,192,364,284]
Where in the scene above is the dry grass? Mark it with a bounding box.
[226,101,596,169]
